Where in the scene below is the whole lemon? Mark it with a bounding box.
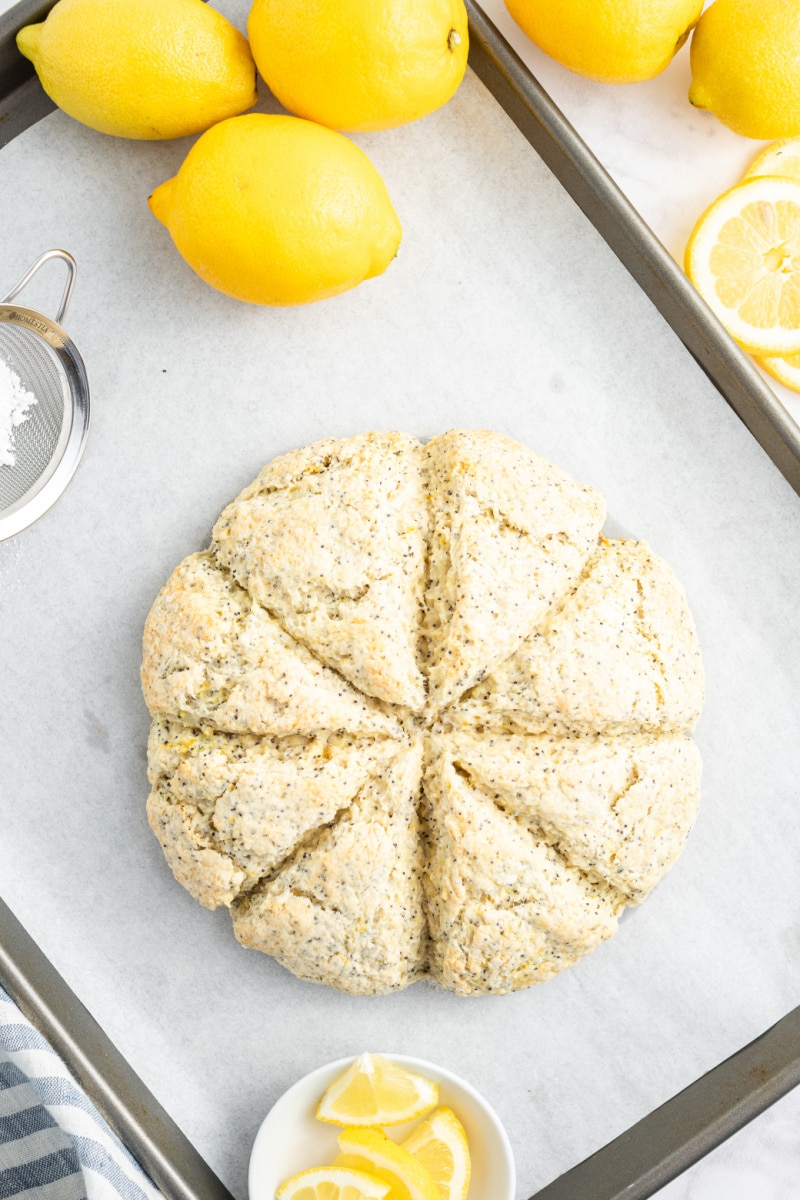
[247,0,468,132]
[16,0,256,140]
[504,0,702,84]
[689,0,800,140]
[148,114,402,306]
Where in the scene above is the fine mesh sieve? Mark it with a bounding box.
[0,249,90,541]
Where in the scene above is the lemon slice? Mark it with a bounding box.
[685,175,800,355]
[336,1128,441,1200]
[400,1108,471,1200]
[317,1055,438,1128]
[759,351,800,392]
[275,1164,391,1199]
[745,139,800,185]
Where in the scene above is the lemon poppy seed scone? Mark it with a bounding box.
[448,538,704,736]
[422,746,624,994]
[441,729,702,905]
[212,431,428,710]
[423,430,607,715]
[231,741,427,995]
[142,429,704,996]
[146,717,401,909]
[141,551,400,738]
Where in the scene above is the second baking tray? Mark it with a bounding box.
[2,1,800,1198]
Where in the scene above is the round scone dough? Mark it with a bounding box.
[142,430,704,996]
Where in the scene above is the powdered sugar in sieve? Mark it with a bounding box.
[0,250,90,541]
[0,356,38,467]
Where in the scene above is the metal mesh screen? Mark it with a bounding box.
[0,323,67,512]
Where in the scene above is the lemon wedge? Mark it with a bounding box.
[745,139,800,186]
[336,1129,441,1200]
[317,1055,438,1128]
[685,175,800,355]
[275,1164,391,1199]
[401,1108,471,1200]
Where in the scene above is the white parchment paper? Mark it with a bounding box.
[2,4,800,1196]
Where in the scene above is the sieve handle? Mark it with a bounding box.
[1,249,77,325]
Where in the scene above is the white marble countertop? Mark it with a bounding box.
[656,1083,800,1200]
[1,2,800,1199]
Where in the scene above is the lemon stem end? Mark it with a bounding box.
[148,179,175,227]
[16,23,41,62]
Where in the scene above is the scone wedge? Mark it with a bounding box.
[142,552,400,737]
[424,431,605,714]
[444,728,702,904]
[422,743,623,995]
[212,433,428,711]
[146,717,401,910]
[231,741,427,995]
[450,539,704,735]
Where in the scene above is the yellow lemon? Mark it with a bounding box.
[759,352,800,394]
[317,1054,438,1128]
[503,0,702,84]
[745,140,800,186]
[336,1129,441,1200]
[685,175,800,356]
[401,1108,471,1200]
[741,141,800,386]
[247,0,468,132]
[16,0,256,140]
[148,114,402,306]
[275,1165,391,1199]
[689,0,800,140]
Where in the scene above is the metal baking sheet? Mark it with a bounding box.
[0,895,234,1200]
[4,885,800,1200]
[1,2,800,1198]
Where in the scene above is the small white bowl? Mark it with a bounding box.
[248,1053,516,1200]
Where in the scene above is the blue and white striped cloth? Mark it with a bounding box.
[0,986,163,1200]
